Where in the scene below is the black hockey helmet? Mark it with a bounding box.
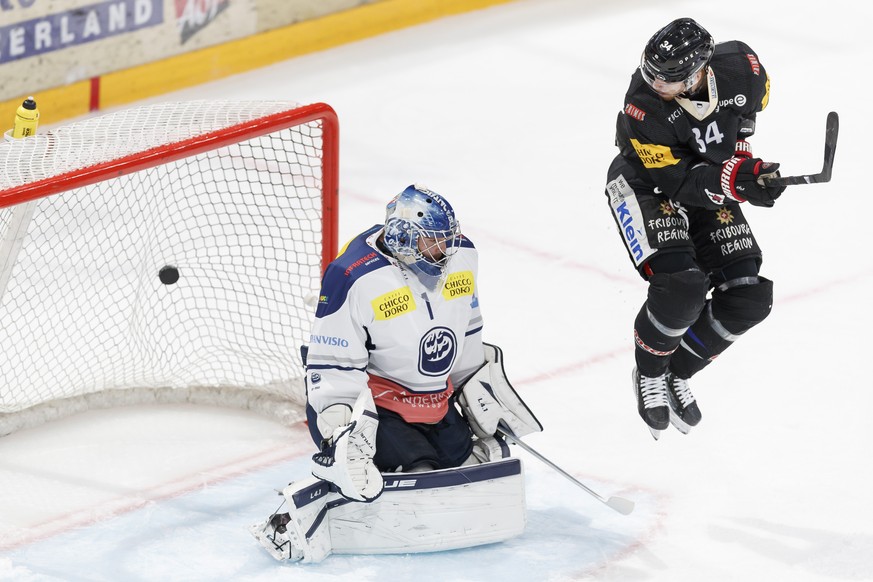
[640,18,714,87]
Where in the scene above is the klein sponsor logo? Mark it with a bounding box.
[0,0,162,64]
[614,201,643,261]
[606,176,627,205]
[309,334,349,347]
[372,287,416,321]
[175,0,229,44]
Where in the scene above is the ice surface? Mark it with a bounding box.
[1,0,870,580]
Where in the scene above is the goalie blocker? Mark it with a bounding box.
[456,343,543,439]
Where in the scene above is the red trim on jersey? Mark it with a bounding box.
[634,329,677,357]
[368,374,453,424]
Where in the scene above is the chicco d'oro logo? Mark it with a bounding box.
[630,139,680,169]
[442,271,474,300]
[372,287,416,321]
[418,327,457,377]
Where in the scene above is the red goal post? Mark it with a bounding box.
[0,101,339,435]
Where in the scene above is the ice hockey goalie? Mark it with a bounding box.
[249,343,542,563]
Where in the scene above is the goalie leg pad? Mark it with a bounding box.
[331,458,526,555]
[251,458,526,563]
[458,343,542,439]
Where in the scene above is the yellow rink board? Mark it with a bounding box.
[0,0,517,128]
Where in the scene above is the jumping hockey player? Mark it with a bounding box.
[250,184,541,562]
[605,18,786,439]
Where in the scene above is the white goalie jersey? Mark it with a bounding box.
[305,225,485,437]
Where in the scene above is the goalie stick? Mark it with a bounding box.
[497,427,635,515]
[763,111,839,186]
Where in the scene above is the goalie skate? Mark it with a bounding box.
[248,512,305,562]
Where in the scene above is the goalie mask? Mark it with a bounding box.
[383,184,461,280]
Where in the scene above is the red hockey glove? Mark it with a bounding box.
[718,156,786,208]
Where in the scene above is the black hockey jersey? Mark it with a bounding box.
[614,40,771,208]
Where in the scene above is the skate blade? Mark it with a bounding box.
[669,412,691,435]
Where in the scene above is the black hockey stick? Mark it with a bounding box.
[497,428,635,515]
[763,111,839,186]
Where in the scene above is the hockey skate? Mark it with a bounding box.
[248,511,305,562]
[632,367,669,440]
[665,373,701,434]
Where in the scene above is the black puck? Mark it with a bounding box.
[159,265,179,285]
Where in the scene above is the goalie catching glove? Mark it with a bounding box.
[311,389,384,503]
[457,343,543,439]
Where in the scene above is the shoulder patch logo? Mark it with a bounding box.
[372,287,416,320]
[442,271,474,300]
[630,139,680,169]
[344,252,379,276]
[625,103,646,121]
[745,53,761,75]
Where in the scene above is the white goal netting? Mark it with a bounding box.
[0,101,338,435]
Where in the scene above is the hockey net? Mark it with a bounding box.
[0,101,338,436]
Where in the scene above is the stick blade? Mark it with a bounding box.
[765,111,839,186]
[820,111,839,182]
[606,496,635,515]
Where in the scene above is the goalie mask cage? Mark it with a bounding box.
[0,101,338,436]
